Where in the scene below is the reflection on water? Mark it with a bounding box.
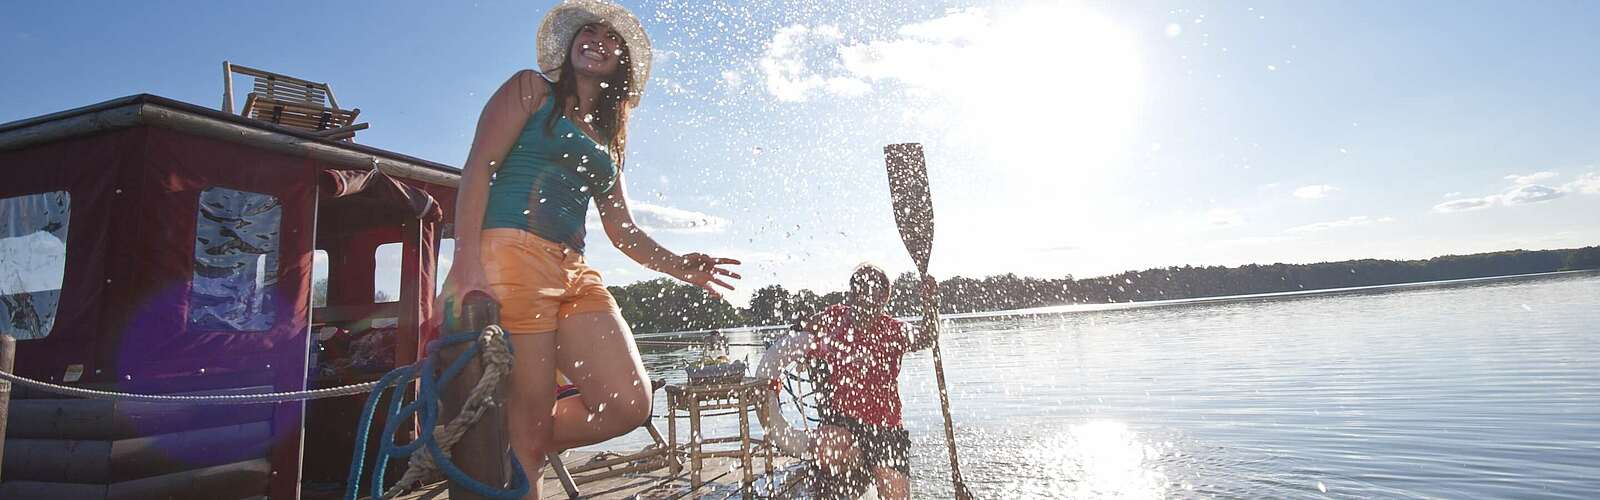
[610,272,1600,498]
[998,420,1169,499]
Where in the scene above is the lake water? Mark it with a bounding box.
[621,271,1600,498]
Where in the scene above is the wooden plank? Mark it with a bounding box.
[108,421,272,483]
[250,76,327,95]
[248,77,328,95]
[315,122,368,141]
[1,437,112,483]
[106,458,271,500]
[0,480,109,499]
[251,89,327,106]
[7,388,276,440]
[239,93,259,118]
[249,84,328,105]
[252,98,352,120]
[392,453,803,500]
[229,63,323,87]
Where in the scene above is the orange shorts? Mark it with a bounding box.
[480,228,620,334]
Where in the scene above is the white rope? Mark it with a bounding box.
[0,369,378,404]
[383,325,517,498]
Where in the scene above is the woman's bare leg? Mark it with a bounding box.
[505,332,559,500]
[546,310,653,450]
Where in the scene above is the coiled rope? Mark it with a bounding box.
[346,325,529,500]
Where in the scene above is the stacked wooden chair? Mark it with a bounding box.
[223,61,368,141]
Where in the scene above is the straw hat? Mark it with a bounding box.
[536,0,652,106]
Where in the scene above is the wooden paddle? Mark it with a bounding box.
[885,143,974,500]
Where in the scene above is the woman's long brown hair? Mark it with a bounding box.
[544,24,634,168]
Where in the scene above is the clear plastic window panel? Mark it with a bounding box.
[312,249,329,308]
[374,242,401,303]
[189,187,282,331]
[0,191,71,340]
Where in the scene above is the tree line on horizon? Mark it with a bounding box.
[605,246,1600,334]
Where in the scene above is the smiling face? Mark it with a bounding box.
[569,22,627,79]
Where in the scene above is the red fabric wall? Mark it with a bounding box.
[3,125,318,498]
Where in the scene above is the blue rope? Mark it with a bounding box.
[344,330,530,500]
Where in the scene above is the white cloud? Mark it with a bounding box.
[1563,172,1600,195]
[752,5,1142,186]
[1504,171,1557,185]
[583,203,730,234]
[1285,215,1394,233]
[755,6,1140,133]
[758,24,870,102]
[1433,196,1499,213]
[1501,184,1565,205]
[1433,170,1589,213]
[628,202,730,233]
[1292,184,1339,200]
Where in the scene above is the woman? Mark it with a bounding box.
[437,0,739,495]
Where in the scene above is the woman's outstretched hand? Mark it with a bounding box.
[672,252,741,298]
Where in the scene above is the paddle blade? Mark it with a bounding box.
[885,143,934,274]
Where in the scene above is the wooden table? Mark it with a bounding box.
[664,377,777,495]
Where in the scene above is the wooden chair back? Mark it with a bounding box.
[223,61,367,141]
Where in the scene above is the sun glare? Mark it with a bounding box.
[948,2,1143,182]
[1005,420,1169,498]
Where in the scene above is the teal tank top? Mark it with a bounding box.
[482,90,619,252]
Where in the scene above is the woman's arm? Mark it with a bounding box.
[440,70,545,311]
[596,176,741,297]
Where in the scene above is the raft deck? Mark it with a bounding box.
[392,451,806,499]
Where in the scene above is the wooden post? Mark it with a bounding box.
[440,297,510,500]
[667,391,680,476]
[738,391,753,496]
[689,395,703,491]
[437,341,509,500]
[1,334,14,483]
[222,61,234,114]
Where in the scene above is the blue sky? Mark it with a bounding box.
[5,0,1599,306]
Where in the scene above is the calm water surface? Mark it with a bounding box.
[617,272,1600,498]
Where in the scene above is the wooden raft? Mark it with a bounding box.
[391,451,806,500]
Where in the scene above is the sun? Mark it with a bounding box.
[968,2,1143,180]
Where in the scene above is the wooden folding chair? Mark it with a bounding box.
[223,61,369,141]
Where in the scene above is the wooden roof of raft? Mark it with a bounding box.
[0,94,460,187]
